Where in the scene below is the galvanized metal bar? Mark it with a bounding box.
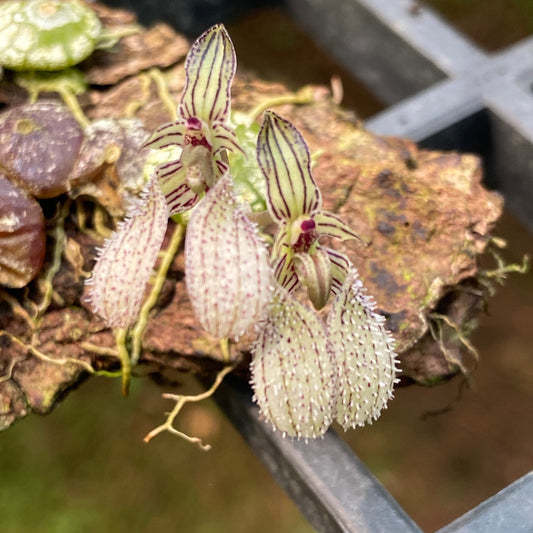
[483,70,533,229]
[366,36,533,139]
[285,0,486,104]
[214,377,423,533]
[366,36,533,230]
[435,471,533,533]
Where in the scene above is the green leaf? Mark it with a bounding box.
[228,120,267,212]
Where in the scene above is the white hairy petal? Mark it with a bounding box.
[185,173,273,339]
[251,289,337,439]
[86,176,169,328]
[328,268,398,429]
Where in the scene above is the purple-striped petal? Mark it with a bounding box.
[271,226,298,290]
[212,121,243,154]
[179,24,236,125]
[163,181,200,216]
[251,288,337,438]
[324,247,351,294]
[257,111,321,222]
[327,268,398,429]
[143,120,187,150]
[314,211,362,242]
[185,173,273,339]
[86,176,169,328]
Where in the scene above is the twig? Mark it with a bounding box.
[143,363,236,449]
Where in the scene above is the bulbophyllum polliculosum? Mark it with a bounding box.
[252,110,398,438]
[86,22,398,441]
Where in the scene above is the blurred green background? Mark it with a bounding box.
[2,1,533,532]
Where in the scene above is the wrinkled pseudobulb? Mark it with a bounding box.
[0,100,84,198]
[0,174,45,288]
[69,117,151,215]
[0,0,102,71]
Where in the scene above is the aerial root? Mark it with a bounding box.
[143,363,236,450]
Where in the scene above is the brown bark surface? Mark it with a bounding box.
[0,6,503,430]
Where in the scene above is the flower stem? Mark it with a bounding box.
[149,68,177,119]
[115,327,131,396]
[219,338,231,363]
[37,199,70,318]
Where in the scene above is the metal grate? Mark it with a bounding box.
[212,1,533,531]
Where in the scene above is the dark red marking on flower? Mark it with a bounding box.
[187,135,212,150]
[293,227,319,254]
[185,118,212,150]
[186,117,202,130]
[300,219,316,232]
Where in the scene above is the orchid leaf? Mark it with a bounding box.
[179,24,236,125]
[229,120,267,213]
[257,110,321,222]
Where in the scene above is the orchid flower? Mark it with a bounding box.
[143,24,242,216]
[251,267,398,438]
[251,287,337,438]
[185,172,273,340]
[257,110,360,309]
[251,111,398,438]
[87,24,242,329]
